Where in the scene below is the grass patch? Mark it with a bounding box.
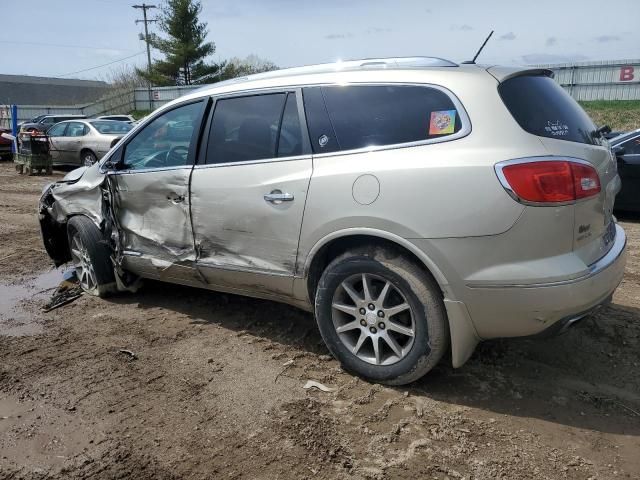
[580,100,640,132]
[129,110,153,120]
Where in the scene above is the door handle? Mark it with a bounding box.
[167,194,185,204]
[264,190,294,204]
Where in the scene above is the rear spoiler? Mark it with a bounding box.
[485,66,554,83]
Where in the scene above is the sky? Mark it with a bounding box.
[0,0,638,81]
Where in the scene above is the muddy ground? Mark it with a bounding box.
[0,161,639,480]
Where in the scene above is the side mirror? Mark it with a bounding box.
[102,160,117,171]
[613,146,626,158]
[101,146,124,172]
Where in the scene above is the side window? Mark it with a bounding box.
[623,137,640,155]
[41,117,55,125]
[319,85,463,151]
[206,93,286,164]
[277,93,303,157]
[122,101,203,170]
[48,123,67,137]
[66,122,87,137]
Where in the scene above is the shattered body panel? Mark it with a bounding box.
[190,158,312,295]
[110,167,195,270]
[39,165,108,266]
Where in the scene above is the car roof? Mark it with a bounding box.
[610,128,640,145]
[43,114,86,119]
[166,57,545,109]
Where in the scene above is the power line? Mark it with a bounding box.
[57,51,146,77]
[0,39,135,52]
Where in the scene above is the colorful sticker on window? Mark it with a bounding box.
[429,110,456,135]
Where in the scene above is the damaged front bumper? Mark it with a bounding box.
[38,166,142,293]
[39,184,71,267]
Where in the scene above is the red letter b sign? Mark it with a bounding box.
[620,66,635,82]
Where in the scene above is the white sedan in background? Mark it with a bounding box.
[47,120,133,166]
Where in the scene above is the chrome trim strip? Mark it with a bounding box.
[107,165,193,175]
[466,224,626,289]
[196,260,293,277]
[195,82,471,164]
[122,250,143,257]
[494,156,600,207]
[103,82,471,169]
[193,154,312,170]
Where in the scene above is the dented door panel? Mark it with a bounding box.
[190,158,312,295]
[110,166,196,281]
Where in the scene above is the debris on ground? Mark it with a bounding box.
[42,270,83,312]
[303,380,336,393]
[118,349,137,360]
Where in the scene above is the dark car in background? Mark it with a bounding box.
[611,128,640,212]
[0,126,13,159]
[20,114,87,133]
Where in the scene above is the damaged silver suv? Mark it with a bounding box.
[39,57,627,385]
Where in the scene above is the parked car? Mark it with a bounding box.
[0,126,13,160]
[47,119,133,166]
[610,128,640,212]
[604,130,627,140]
[38,57,627,385]
[96,114,135,123]
[21,114,87,133]
[18,114,48,129]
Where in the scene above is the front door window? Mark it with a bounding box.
[122,102,203,170]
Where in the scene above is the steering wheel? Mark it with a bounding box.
[142,150,170,168]
[166,145,189,165]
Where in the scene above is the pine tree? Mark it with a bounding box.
[141,0,223,86]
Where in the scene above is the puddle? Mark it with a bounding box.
[0,269,63,336]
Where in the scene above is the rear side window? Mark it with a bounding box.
[207,94,283,164]
[622,136,640,155]
[206,92,305,164]
[304,85,463,153]
[499,75,599,145]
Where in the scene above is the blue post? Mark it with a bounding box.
[10,105,18,153]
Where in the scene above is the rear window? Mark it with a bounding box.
[303,85,463,153]
[499,75,600,145]
[90,121,133,134]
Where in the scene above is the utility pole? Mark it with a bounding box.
[133,4,157,110]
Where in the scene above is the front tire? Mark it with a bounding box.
[67,216,115,297]
[314,246,449,385]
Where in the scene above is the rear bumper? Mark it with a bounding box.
[463,224,627,339]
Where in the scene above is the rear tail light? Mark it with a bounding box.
[495,158,601,205]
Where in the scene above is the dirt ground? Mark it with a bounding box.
[0,161,639,480]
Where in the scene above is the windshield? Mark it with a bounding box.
[90,121,133,135]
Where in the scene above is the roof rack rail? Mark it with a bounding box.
[210,56,458,87]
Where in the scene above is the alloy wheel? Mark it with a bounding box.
[69,234,97,292]
[331,273,415,366]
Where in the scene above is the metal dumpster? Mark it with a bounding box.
[14,132,52,175]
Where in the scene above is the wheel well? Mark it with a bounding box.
[306,235,443,304]
[80,148,96,159]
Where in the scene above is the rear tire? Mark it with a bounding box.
[314,246,449,385]
[67,216,115,297]
[81,150,97,166]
